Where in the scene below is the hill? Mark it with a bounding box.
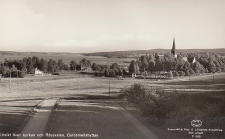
[82,48,225,58]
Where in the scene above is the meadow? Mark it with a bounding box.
[0,70,225,139]
[1,72,225,100]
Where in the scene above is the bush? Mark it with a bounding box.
[139,89,177,120]
[121,84,177,120]
[121,83,146,105]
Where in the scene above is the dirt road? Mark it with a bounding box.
[41,99,160,139]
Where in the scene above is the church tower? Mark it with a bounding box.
[171,37,177,58]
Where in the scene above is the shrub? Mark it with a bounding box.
[121,83,146,105]
[139,89,177,120]
[122,84,177,121]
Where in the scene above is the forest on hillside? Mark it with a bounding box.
[83,48,225,58]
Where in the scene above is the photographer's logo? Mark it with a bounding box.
[191,120,202,127]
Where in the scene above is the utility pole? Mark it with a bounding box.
[109,79,110,97]
[213,72,215,83]
[9,70,11,93]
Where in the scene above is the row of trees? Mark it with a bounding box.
[0,57,69,76]
[128,53,225,76]
[0,57,95,77]
[1,52,224,77]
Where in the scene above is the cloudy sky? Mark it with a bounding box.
[0,0,224,53]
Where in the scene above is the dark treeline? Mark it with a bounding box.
[128,52,225,76]
[1,52,225,78]
[0,56,69,77]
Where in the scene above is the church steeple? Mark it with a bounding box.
[171,37,176,55]
[171,37,177,58]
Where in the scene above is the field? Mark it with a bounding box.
[0,53,134,66]
[0,72,225,139]
[1,72,225,100]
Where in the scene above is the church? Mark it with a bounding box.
[155,38,196,64]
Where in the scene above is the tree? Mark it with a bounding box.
[27,58,34,74]
[193,62,205,74]
[109,69,116,76]
[122,68,128,75]
[139,56,148,72]
[58,59,64,71]
[155,57,164,71]
[208,61,216,73]
[48,59,58,73]
[185,70,190,76]
[129,60,136,74]
[70,60,77,70]
[40,59,48,73]
[91,63,99,71]
[0,63,8,77]
[104,69,109,76]
[32,56,40,68]
[129,60,140,74]
[189,68,195,75]
[118,68,123,76]
[110,63,120,72]
[175,55,185,71]
[80,58,91,67]
[183,61,191,72]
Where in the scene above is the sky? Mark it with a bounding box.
[0,0,224,53]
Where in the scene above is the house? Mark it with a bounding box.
[35,68,43,75]
[81,66,92,71]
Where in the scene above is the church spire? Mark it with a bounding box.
[171,37,176,56]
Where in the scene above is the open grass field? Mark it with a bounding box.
[1,72,225,100]
[0,53,134,66]
[0,72,225,139]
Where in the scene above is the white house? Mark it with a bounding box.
[35,68,43,75]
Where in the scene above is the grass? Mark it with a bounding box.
[0,72,224,138]
[0,72,225,100]
[0,100,42,134]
